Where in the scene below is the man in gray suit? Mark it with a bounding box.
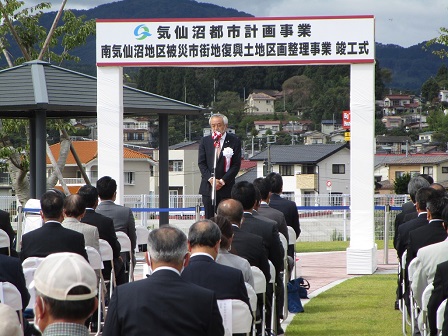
[62,194,100,253]
[96,176,136,281]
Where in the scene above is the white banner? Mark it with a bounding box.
[96,16,375,67]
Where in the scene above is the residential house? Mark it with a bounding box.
[246,92,276,115]
[247,143,350,205]
[254,120,281,136]
[383,94,421,115]
[376,135,412,154]
[439,90,448,102]
[381,116,403,129]
[301,130,328,145]
[123,117,153,146]
[329,130,346,143]
[321,119,342,135]
[46,140,155,195]
[374,153,448,194]
[150,141,201,208]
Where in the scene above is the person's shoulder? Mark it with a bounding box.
[0,254,19,266]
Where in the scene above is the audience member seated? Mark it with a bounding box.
[62,194,100,253]
[96,176,136,280]
[217,199,270,283]
[429,259,448,336]
[103,226,224,336]
[181,219,251,311]
[20,191,88,262]
[78,184,125,286]
[211,215,254,288]
[32,252,98,335]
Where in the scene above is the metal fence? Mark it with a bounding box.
[11,193,409,244]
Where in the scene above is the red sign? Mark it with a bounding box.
[326,180,332,187]
[342,110,351,130]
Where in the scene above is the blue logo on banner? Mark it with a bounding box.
[134,24,151,40]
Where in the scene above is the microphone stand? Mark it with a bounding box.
[211,143,219,215]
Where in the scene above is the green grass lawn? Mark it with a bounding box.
[296,240,394,253]
[286,274,401,335]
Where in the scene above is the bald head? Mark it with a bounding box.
[217,199,243,226]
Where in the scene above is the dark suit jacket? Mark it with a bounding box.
[241,212,284,274]
[429,260,448,336]
[256,204,289,241]
[268,193,301,238]
[393,201,416,247]
[103,269,224,336]
[231,225,271,282]
[0,209,16,256]
[181,254,250,309]
[406,219,447,268]
[395,213,428,259]
[82,209,121,259]
[198,132,241,199]
[96,200,136,250]
[20,221,88,262]
[0,254,30,309]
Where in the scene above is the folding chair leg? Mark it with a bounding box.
[270,283,277,336]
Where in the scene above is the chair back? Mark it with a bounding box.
[268,260,276,284]
[86,246,103,271]
[116,232,132,252]
[408,257,418,282]
[0,229,10,255]
[99,239,114,262]
[217,299,252,335]
[287,226,297,245]
[245,283,258,312]
[22,267,37,310]
[136,226,150,246]
[437,299,447,332]
[0,282,22,311]
[251,266,267,294]
[22,198,42,235]
[279,233,288,256]
[22,257,44,269]
[422,283,434,312]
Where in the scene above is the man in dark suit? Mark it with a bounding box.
[231,181,284,335]
[217,198,270,282]
[198,113,242,219]
[0,209,16,256]
[96,176,136,280]
[430,260,448,336]
[20,190,88,262]
[181,219,250,310]
[396,187,436,259]
[103,226,224,336]
[266,172,301,239]
[78,184,125,285]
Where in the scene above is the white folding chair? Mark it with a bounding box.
[99,239,116,294]
[0,282,24,332]
[86,246,104,336]
[287,226,297,279]
[408,257,419,334]
[22,198,42,235]
[0,228,10,256]
[268,260,277,335]
[400,251,410,336]
[22,257,44,311]
[116,232,134,282]
[420,283,434,336]
[135,226,150,254]
[436,299,447,335]
[251,266,267,336]
[218,299,253,336]
[245,282,258,313]
[279,233,289,321]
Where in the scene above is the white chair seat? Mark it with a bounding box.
[0,229,10,255]
[0,281,23,331]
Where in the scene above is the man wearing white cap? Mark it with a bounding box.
[32,252,98,336]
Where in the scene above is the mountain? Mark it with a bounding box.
[3,0,448,93]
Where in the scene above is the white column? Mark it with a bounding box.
[346,63,377,274]
[97,66,124,205]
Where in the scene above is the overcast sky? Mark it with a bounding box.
[24,0,448,47]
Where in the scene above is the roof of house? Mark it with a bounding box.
[254,120,281,125]
[236,167,258,183]
[240,160,257,170]
[46,140,153,165]
[384,95,412,100]
[374,153,448,167]
[169,141,199,150]
[250,143,348,164]
[376,135,412,143]
[248,92,276,100]
[321,120,342,125]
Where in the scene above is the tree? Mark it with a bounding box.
[0,1,95,204]
[421,77,440,102]
[426,27,448,59]
[394,173,411,194]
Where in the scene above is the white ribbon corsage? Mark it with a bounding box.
[223,147,234,172]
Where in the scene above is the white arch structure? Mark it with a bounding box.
[96,16,376,274]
